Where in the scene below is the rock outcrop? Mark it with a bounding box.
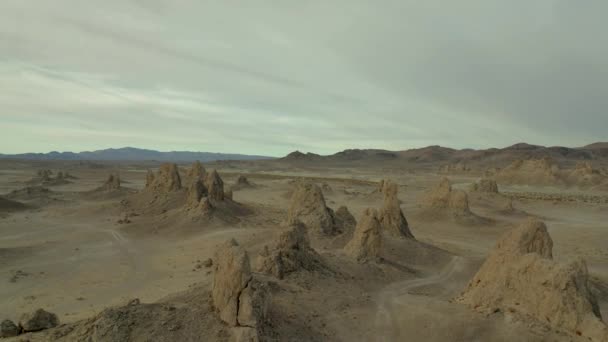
[256,221,327,279]
[469,178,498,193]
[19,308,59,332]
[99,174,121,191]
[378,180,414,239]
[421,178,472,218]
[287,182,337,235]
[0,319,20,338]
[212,239,269,341]
[344,208,382,263]
[457,219,607,341]
[494,157,562,186]
[205,170,225,202]
[334,206,357,232]
[186,161,207,184]
[146,163,182,192]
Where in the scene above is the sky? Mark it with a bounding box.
[1,1,607,156]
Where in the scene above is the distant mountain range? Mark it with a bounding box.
[0,147,274,162]
[280,142,608,167]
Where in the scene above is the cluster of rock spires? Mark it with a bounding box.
[287,182,354,236]
[469,178,498,193]
[98,173,121,191]
[146,163,182,193]
[489,157,608,189]
[142,161,233,216]
[0,309,59,338]
[457,219,607,341]
[421,177,472,219]
[255,220,328,279]
[212,239,269,341]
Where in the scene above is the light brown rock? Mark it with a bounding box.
[212,239,252,326]
[186,161,207,183]
[255,221,326,279]
[147,163,181,192]
[345,208,382,262]
[378,180,414,239]
[457,219,607,341]
[19,308,59,332]
[287,182,336,235]
[469,178,498,193]
[421,177,472,218]
[205,170,225,202]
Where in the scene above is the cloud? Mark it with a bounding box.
[0,0,606,155]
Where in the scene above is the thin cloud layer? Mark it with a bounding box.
[1,0,606,155]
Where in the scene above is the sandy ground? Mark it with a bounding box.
[0,159,606,341]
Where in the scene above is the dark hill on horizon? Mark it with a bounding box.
[0,147,274,162]
[279,142,608,168]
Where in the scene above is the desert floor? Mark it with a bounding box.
[0,159,606,341]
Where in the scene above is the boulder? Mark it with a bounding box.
[0,319,20,338]
[19,308,59,332]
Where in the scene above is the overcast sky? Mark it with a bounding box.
[1,1,606,156]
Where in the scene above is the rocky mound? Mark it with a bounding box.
[378,180,415,239]
[287,182,338,235]
[420,178,473,219]
[438,162,471,174]
[0,196,26,213]
[6,186,51,200]
[469,178,499,193]
[344,208,382,263]
[145,163,182,192]
[564,161,608,188]
[457,219,607,341]
[333,206,357,232]
[98,173,121,191]
[213,239,270,341]
[256,221,328,279]
[231,175,255,191]
[494,157,562,186]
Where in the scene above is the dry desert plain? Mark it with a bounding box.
[0,147,607,341]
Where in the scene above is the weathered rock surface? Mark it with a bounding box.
[287,182,336,235]
[146,163,182,192]
[256,221,327,279]
[345,208,382,262]
[212,239,270,341]
[19,308,59,332]
[378,180,414,239]
[186,161,207,184]
[421,178,472,218]
[100,173,121,191]
[205,170,225,202]
[457,219,607,341]
[469,178,498,193]
[0,319,20,338]
[334,206,357,232]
